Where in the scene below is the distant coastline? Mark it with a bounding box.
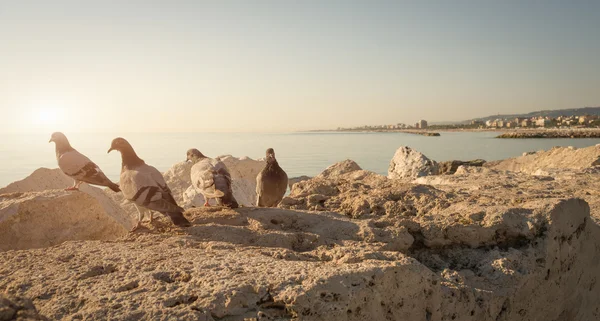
[310,127,600,139]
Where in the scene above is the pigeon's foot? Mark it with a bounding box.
[203,201,210,207]
[64,187,79,191]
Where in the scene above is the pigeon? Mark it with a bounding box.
[49,132,120,192]
[108,137,191,231]
[256,148,288,207]
[187,149,239,208]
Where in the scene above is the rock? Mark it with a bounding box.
[218,155,265,206]
[162,156,266,208]
[162,161,194,204]
[488,145,600,174]
[288,176,311,190]
[317,160,362,179]
[0,168,132,229]
[438,159,486,175]
[3,154,600,320]
[0,190,127,251]
[388,146,439,179]
[0,293,48,320]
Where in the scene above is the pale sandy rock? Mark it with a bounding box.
[388,146,439,179]
[216,155,265,206]
[0,196,598,320]
[169,156,265,208]
[162,161,194,204]
[0,168,132,229]
[317,160,362,179]
[0,190,127,251]
[488,145,600,174]
[2,152,600,320]
[288,175,312,190]
[0,293,48,320]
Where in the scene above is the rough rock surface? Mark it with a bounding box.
[175,156,265,208]
[2,148,600,320]
[288,176,312,190]
[318,160,362,179]
[487,145,600,174]
[0,190,127,251]
[388,146,439,179]
[0,293,48,320]
[0,168,132,230]
[438,159,486,175]
[162,161,194,205]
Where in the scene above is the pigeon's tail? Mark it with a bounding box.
[166,211,191,227]
[107,182,121,193]
[222,193,239,209]
[202,189,225,199]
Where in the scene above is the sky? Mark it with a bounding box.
[0,0,599,133]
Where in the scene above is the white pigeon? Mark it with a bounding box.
[186,149,238,208]
[49,132,120,192]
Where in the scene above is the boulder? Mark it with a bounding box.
[317,159,362,179]
[388,146,439,179]
[0,293,47,320]
[0,168,132,229]
[162,161,194,205]
[488,145,600,174]
[288,175,312,190]
[172,155,266,208]
[0,190,127,251]
[438,159,486,175]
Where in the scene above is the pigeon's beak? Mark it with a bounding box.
[107,147,114,154]
[48,138,53,143]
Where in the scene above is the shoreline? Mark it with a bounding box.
[323,127,600,138]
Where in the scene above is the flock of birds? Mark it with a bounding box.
[48,132,289,231]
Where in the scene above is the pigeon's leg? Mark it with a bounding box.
[65,180,80,191]
[131,204,144,232]
[148,211,154,224]
[256,195,262,207]
[203,198,211,207]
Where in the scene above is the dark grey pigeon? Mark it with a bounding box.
[187,148,239,208]
[49,132,120,192]
[256,148,288,207]
[108,137,191,231]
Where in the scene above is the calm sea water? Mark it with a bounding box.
[1,131,599,187]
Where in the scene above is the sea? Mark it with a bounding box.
[1,131,599,187]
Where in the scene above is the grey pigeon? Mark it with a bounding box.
[49,132,120,192]
[256,148,288,207]
[187,149,238,208]
[108,137,191,231]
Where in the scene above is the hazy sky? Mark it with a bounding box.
[1,0,599,133]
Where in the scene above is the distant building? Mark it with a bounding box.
[521,119,532,127]
[417,120,428,129]
[536,119,549,127]
[497,120,505,128]
[471,120,484,126]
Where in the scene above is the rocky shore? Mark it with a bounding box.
[497,128,600,138]
[335,129,441,136]
[1,146,600,320]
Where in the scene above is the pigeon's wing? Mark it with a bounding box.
[275,167,289,198]
[121,164,183,213]
[256,170,265,197]
[191,159,224,198]
[58,150,93,178]
[59,150,117,188]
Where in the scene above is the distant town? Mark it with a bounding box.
[336,114,600,131]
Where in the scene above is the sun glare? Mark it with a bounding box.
[35,109,59,125]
